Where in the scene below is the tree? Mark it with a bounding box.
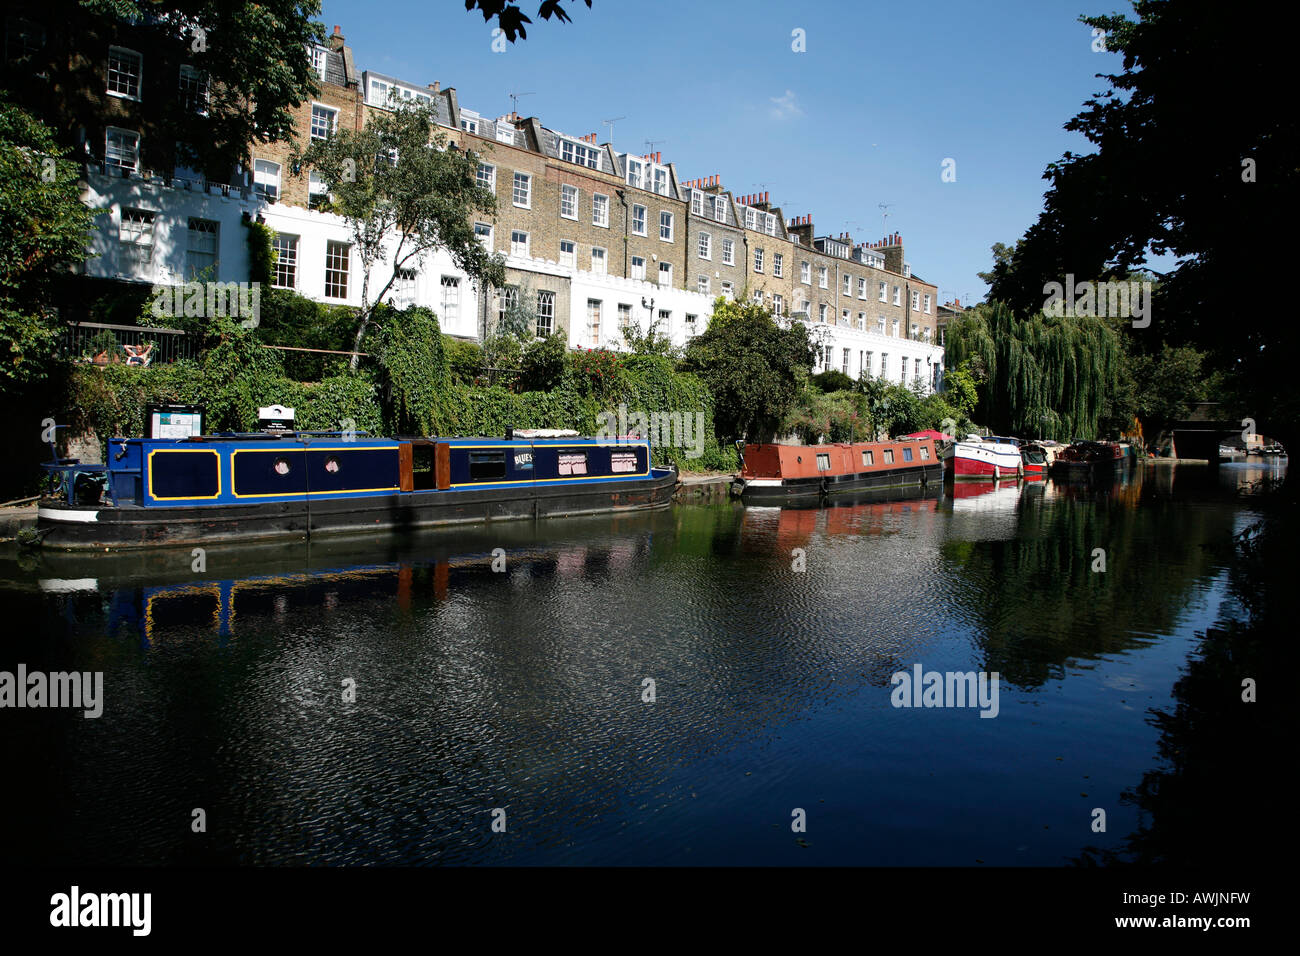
[976,241,1022,288]
[622,317,679,359]
[464,0,592,42]
[15,2,326,174]
[0,98,99,390]
[682,298,815,442]
[944,302,1120,440]
[293,102,506,369]
[983,0,1299,459]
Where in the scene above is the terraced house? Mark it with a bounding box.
[9,12,946,389]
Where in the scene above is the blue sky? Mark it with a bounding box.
[321,0,1129,303]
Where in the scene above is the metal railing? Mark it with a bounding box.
[60,321,200,365]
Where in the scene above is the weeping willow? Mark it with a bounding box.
[945,301,1119,440]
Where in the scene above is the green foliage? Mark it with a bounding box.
[292,102,506,364]
[519,332,567,392]
[481,329,529,389]
[683,297,816,442]
[621,318,680,359]
[981,0,1299,459]
[945,301,1120,440]
[77,1,325,173]
[254,288,357,379]
[372,305,447,435]
[942,362,980,419]
[245,219,277,287]
[811,369,855,393]
[0,96,99,391]
[444,335,484,385]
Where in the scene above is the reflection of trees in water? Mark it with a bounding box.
[1073,504,1285,866]
[942,484,1232,689]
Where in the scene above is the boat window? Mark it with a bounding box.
[903,447,914,462]
[883,449,895,464]
[469,451,507,480]
[861,450,874,466]
[610,452,638,473]
[920,446,930,460]
[558,452,588,476]
[274,457,291,475]
[816,453,831,471]
[324,455,340,473]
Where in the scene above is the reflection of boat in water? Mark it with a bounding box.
[943,435,1023,480]
[949,479,1023,510]
[18,518,662,645]
[739,484,942,548]
[36,429,676,550]
[733,438,942,501]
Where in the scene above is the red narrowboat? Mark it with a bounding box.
[732,438,942,502]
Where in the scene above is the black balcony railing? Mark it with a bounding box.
[60,321,200,366]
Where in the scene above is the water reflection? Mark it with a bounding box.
[0,460,1283,866]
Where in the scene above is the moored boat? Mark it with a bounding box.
[1049,440,1134,480]
[1020,441,1049,478]
[35,429,677,550]
[732,437,942,502]
[942,435,1023,481]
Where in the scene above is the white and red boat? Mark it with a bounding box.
[942,435,1023,480]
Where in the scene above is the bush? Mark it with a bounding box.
[812,369,855,393]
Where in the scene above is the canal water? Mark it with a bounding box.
[0,460,1285,866]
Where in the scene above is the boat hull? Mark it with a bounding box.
[943,440,1023,480]
[36,469,679,550]
[735,462,942,502]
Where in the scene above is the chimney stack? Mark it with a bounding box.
[328,24,345,51]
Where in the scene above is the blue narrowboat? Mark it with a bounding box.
[36,429,677,550]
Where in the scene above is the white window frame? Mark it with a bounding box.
[697,275,710,295]
[560,184,578,220]
[691,189,703,215]
[879,281,888,302]
[474,221,493,251]
[843,274,852,296]
[477,162,496,191]
[591,246,607,275]
[722,238,734,266]
[510,230,530,258]
[559,239,576,267]
[773,253,783,278]
[631,204,647,236]
[658,261,672,287]
[271,234,298,289]
[858,277,867,299]
[536,290,555,337]
[106,46,142,101]
[324,240,351,299]
[754,247,764,273]
[659,210,674,242]
[631,256,646,281]
[800,261,811,284]
[818,266,828,289]
[253,159,281,201]
[310,102,338,141]
[698,232,711,260]
[592,193,609,228]
[104,127,140,172]
[512,171,531,208]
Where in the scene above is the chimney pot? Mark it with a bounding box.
[333,24,342,36]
